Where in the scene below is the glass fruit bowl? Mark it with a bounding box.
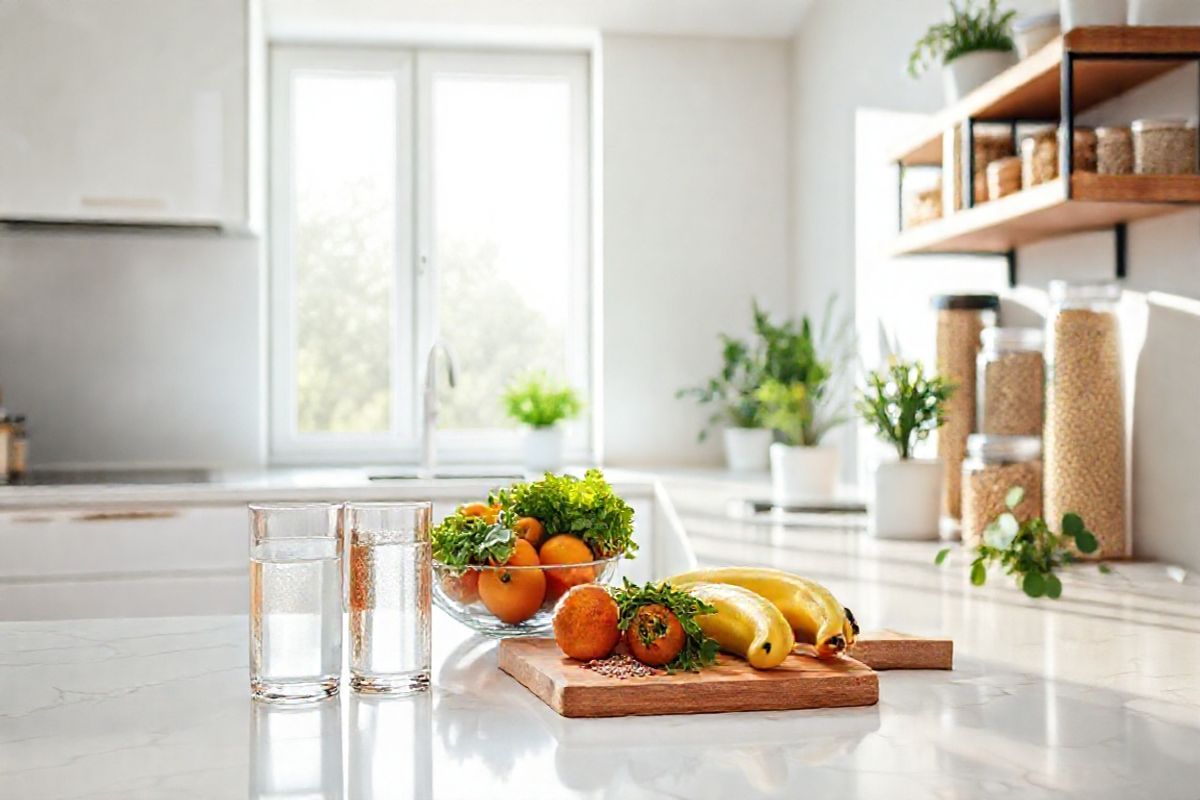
[432,555,624,637]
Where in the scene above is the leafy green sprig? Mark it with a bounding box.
[857,358,954,460]
[502,371,583,428]
[935,487,1101,599]
[431,512,515,570]
[908,0,1016,78]
[491,469,637,559]
[611,578,720,673]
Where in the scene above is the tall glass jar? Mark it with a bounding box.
[1044,281,1127,558]
[962,434,1043,548]
[934,293,999,521]
[977,328,1044,436]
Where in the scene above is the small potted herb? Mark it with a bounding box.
[856,358,953,539]
[502,371,583,472]
[677,318,770,472]
[909,0,1018,104]
[755,298,855,503]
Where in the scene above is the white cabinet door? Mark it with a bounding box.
[0,0,249,226]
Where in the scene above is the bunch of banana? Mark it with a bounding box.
[683,582,795,669]
[666,567,859,659]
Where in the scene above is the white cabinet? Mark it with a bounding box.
[0,0,256,227]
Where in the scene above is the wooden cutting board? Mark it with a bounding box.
[498,637,879,718]
[849,630,954,670]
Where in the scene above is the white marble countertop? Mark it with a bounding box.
[2,506,1198,799]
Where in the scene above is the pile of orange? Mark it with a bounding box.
[452,502,600,625]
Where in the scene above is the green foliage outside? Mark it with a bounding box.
[908,0,1016,78]
[295,179,393,433]
[935,487,1102,599]
[856,358,954,460]
[503,371,583,428]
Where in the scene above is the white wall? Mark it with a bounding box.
[601,34,793,466]
[0,228,264,468]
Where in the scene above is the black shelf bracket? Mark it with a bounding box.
[1115,222,1128,280]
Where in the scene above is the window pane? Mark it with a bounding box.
[292,73,396,434]
[433,75,575,429]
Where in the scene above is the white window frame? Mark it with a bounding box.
[269,45,591,465]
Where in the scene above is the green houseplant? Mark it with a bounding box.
[857,359,954,539]
[909,0,1017,103]
[503,371,582,471]
[753,298,855,503]
[677,328,771,471]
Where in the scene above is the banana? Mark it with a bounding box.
[667,567,858,658]
[683,582,795,669]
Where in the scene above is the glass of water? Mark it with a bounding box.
[346,502,432,695]
[249,503,342,703]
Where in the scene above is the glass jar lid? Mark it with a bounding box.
[966,434,1042,463]
[1132,118,1196,132]
[1048,279,1121,307]
[981,327,1044,353]
[930,293,1000,311]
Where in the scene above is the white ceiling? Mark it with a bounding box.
[265,0,814,41]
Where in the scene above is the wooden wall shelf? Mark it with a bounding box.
[892,174,1200,255]
[891,27,1200,166]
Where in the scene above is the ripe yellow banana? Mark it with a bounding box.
[667,567,858,658]
[683,582,795,669]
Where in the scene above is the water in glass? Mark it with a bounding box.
[249,505,342,703]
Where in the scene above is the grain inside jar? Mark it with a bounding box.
[1044,281,1127,558]
[1132,118,1197,175]
[934,294,998,520]
[977,327,1044,437]
[961,435,1044,549]
[1096,126,1133,175]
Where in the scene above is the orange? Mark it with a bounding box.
[479,539,546,624]
[625,604,685,666]
[538,534,597,602]
[513,517,546,548]
[460,502,500,524]
[439,568,480,604]
[553,585,621,661]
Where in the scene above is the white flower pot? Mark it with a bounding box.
[769,443,839,505]
[723,427,771,472]
[1129,0,1200,24]
[1061,0,1126,30]
[869,459,943,540]
[523,426,564,472]
[943,50,1017,104]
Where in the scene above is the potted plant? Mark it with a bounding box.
[857,358,954,540]
[503,371,583,472]
[909,0,1018,104]
[754,300,855,503]
[677,328,771,472]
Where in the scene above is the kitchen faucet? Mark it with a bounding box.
[420,340,457,478]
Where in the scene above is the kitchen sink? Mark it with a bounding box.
[367,468,525,481]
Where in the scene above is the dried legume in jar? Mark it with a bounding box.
[962,435,1044,549]
[1044,281,1126,558]
[978,328,1044,437]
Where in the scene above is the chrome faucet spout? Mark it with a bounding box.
[420,341,457,476]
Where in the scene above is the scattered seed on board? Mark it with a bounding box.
[579,653,658,679]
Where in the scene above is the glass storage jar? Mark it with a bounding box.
[1021,126,1058,187]
[954,123,1014,208]
[1044,280,1126,558]
[934,293,999,521]
[1096,126,1133,175]
[986,156,1022,200]
[1132,118,1197,174]
[961,434,1044,548]
[977,327,1044,436]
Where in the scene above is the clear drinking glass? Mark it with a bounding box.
[346,502,432,695]
[249,503,342,703]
